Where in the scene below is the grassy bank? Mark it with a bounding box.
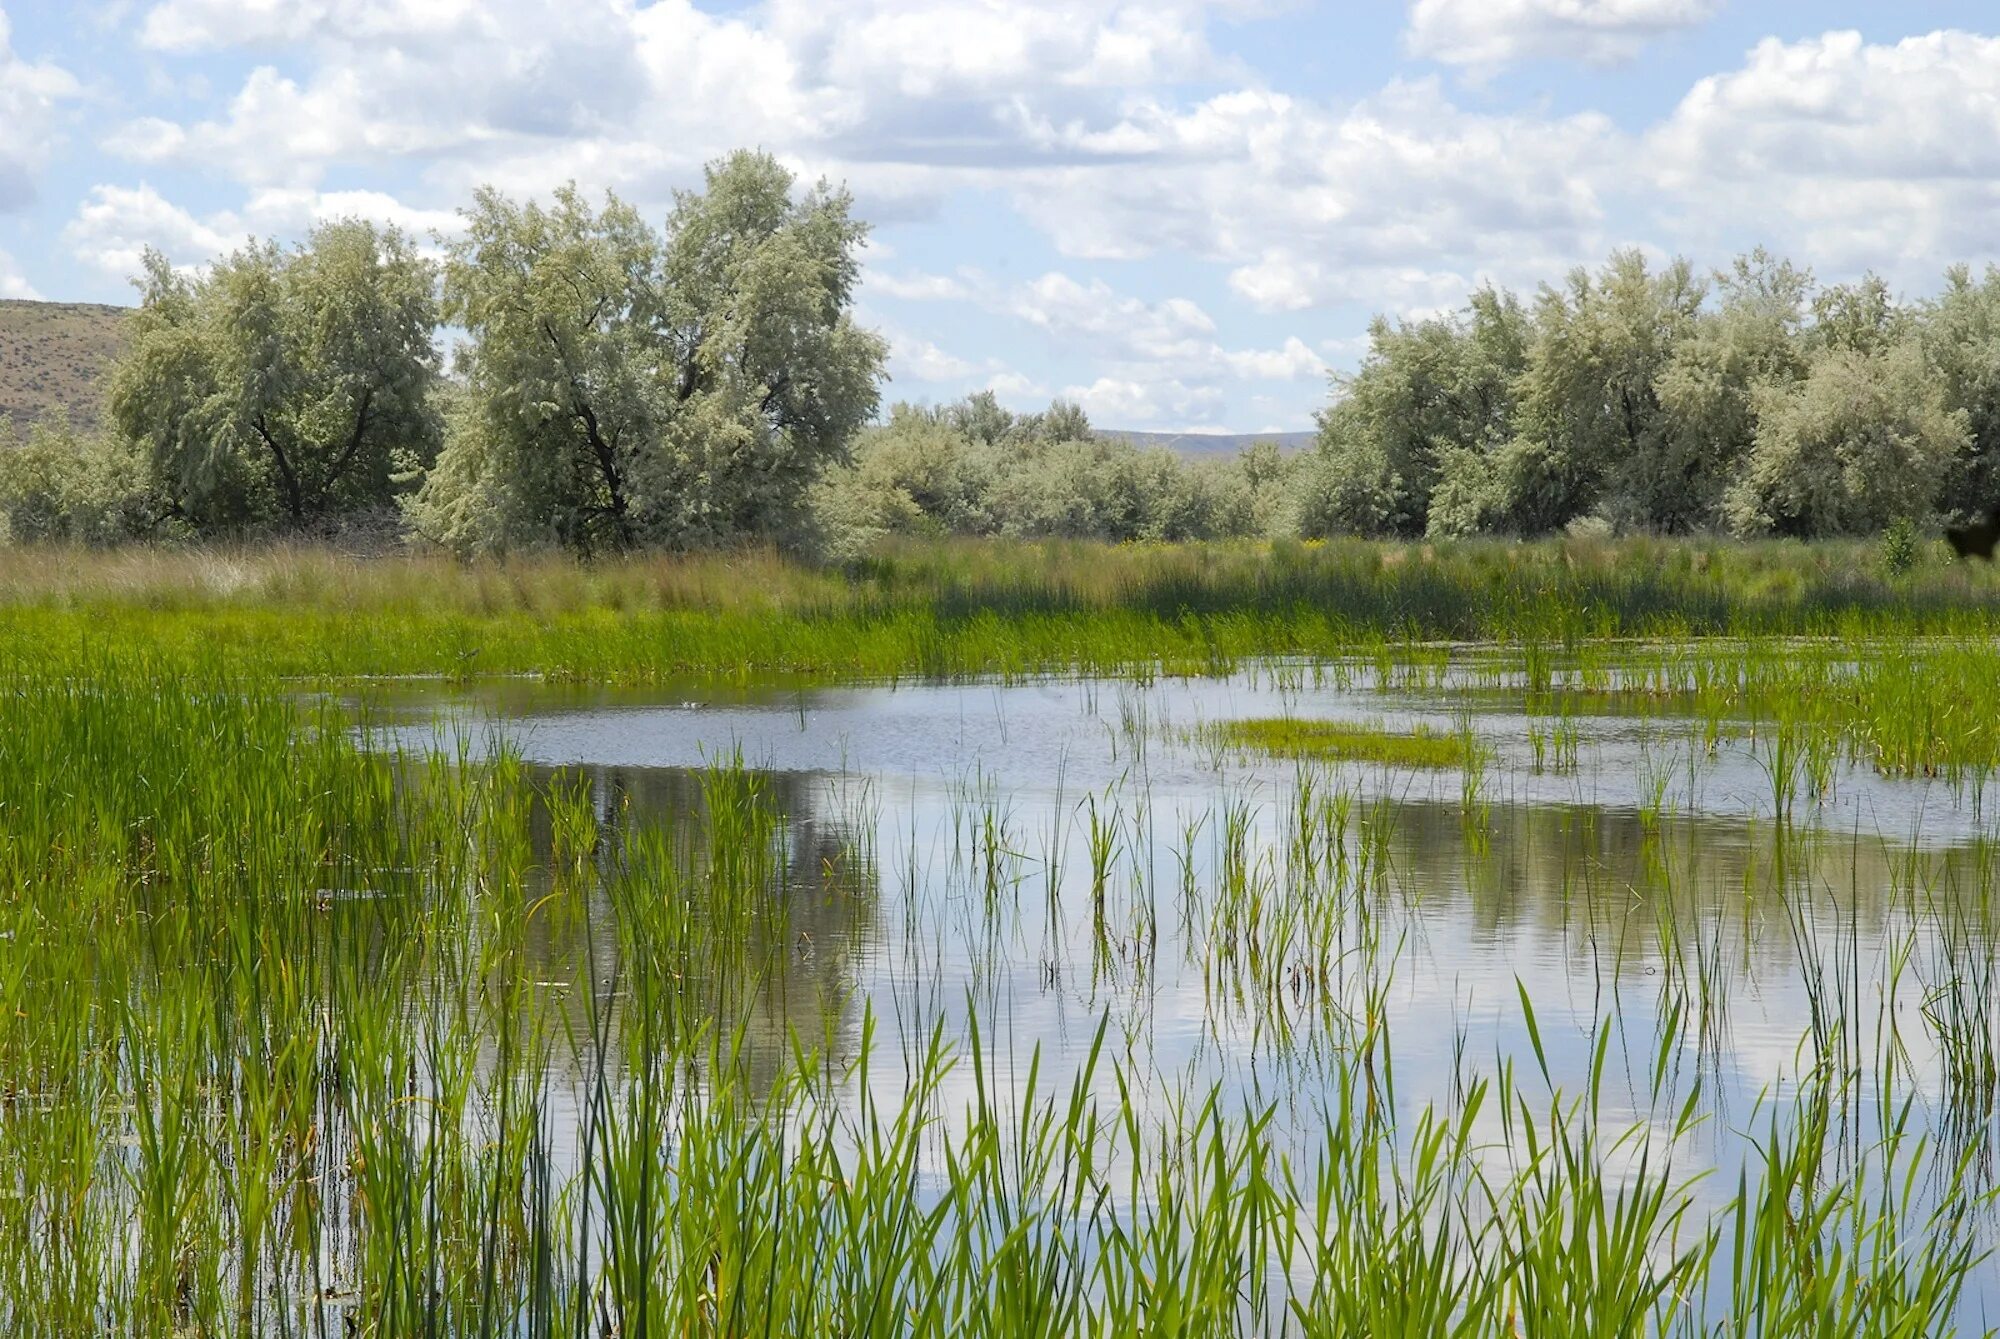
[1,535,1999,682]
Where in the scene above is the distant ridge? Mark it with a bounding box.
[1095,428,1314,458]
[0,300,132,435]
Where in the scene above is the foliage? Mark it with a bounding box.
[410,151,886,555]
[1308,247,2000,540]
[106,221,441,533]
[1302,286,1528,538]
[1208,717,1467,767]
[0,411,156,544]
[1724,340,1967,536]
[813,393,1290,556]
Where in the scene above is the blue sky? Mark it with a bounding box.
[3,1,2000,432]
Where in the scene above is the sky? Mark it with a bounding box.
[3,2,2000,433]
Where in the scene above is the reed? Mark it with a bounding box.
[4,542,2000,1335]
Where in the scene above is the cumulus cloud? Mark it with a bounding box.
[65,183,241,280]
[1650,29,2000,275]
[64,180,458,279]
[0,7,81,212]
[103,0,1625,324]
[95,2,2000,430]
[879,328,986,385]
[1009,81,1622,311]
[115,0,1227,205]
[863,268,977,302]
[1405,0,1718,70]
[1060,374,1224,429]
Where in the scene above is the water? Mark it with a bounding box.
[360,663,2000,1322]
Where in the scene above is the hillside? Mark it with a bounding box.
[1096,428,1314,458]
[0,300,131,436]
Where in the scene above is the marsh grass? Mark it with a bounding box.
[8,541,2000,1334]
[1208,717,1469,768]
[5,535,2000,685]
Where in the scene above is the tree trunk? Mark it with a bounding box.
[252,415,306,523]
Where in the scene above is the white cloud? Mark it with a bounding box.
[864,268,976,302]
[886,333,979,384]
[65,183,240,279]
[1061,374,1224,429]
[1009,80,1621,311]
[1650,30,2000,276]
[64,180,462,280]
[985,370,1046,401]
[1219,336,1324,381]
[0,7,81,213]
[246,187,463,238]
[103,0,1631,329]
[115,0,1229,205]
[1405,0,1717,70]
[0,246,37,299]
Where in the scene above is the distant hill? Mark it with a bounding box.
[1096,429,1315,458]
[0,300,131,436]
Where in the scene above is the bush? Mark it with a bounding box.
[0,414,158,545]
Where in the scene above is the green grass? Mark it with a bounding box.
[4,539,2000,1334]
[1210,717,1468,767]
[0,534,1997,685]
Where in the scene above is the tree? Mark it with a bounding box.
[408,185,662,553]
[1725,339,1967,537]
[1922,265,2000,519]
[0,412,154,545]
[1492,250,1704,534]
[1303,286,1528,538]
[108,221,441,533]
[1645,249,1812,531]
[412,152,886,555]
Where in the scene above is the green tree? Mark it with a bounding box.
[1725,339,1967,537]
[1304,286,1528,537]
[1922,265,2000,519]
[409,185,662,553]
[107,220,441,532]
[0,412,155,545]
[1492,250,1704,534]
[413,152,885,554]
[1645,249,1812,531]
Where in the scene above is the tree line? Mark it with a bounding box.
[0,151,885,555]
[1303,250,2000,540]
[4,156,2000,552]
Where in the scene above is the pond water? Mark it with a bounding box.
[362,664,2000,1324]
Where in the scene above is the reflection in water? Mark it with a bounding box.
[29,668,2000,1333]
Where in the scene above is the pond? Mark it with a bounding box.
[359,661,2000,1327]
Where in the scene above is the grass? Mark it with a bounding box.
[6,538,2000,1333]
[0,534,1997,685]
[1210,717,1469,768]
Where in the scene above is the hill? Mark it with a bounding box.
[0,300,131,436]
[1095,428,1314,458]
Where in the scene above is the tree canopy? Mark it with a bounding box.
[107,220,441,533]
[409,151,886,555]
[1305,249,2000,539]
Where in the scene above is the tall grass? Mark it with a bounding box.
[6,546,2000,1333]
[4,535,2000,685]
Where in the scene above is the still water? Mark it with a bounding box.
[367,663,2000,1321]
